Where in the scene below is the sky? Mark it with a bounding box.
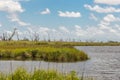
[0,0,120,41]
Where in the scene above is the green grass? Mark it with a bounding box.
[0,68,81,80]
[0,41,120,47]
[0,41,88,62]
[1,40,119,62]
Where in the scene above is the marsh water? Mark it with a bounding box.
[0,46,120,80]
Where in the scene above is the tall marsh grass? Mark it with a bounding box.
[0,68,80,80]
[0,41,88,62]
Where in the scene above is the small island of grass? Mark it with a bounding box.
[0,41,88,62]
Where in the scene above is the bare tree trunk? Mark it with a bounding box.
[2,33,6,41]
[16,31,19,41]
[8,28,17,41]
[34,32,40,42]
[47,32,50,42]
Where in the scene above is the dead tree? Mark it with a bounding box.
[2,33,6,41]
[8,28,17,41]
[28,31,33,41]
[2,32,9,41]
[33,32,40,41]
[47,32,51,42]
[16,31,20,41]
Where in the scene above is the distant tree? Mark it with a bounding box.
[2,33,6,41]
[33,32,40,41]
[47,32,51,42]
[8,28,17,41]
[16,31,20,41]
[1,28,17,41]
[2,32,8,41]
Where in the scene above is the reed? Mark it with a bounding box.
[0,68,80,80]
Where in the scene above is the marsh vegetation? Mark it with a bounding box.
[0,41,88,62]
[0,68,82,80]
[1,41,119,80]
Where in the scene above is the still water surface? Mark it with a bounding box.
[0,46,120,80]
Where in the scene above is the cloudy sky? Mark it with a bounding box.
[0,0,120,41]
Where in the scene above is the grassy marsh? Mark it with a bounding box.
[0,41,88,62]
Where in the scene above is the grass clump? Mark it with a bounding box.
[0,46,88,62]
[0,41,89,62]
[0,68,81,80]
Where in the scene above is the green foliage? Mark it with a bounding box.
[0,47,88,62]
[0,68,81,80]
[10,68,30,80]
[0,41,88,62]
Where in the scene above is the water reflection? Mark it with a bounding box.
[0,60,86,74]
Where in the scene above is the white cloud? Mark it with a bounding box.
[98,14,120,36]
[8,13,30,26]
[0,0,24,13]
[99,24,120,37]
[89,13,98,21]
[84,4,120,13]
[115,24,120,31]
[58,11,81,18]
[40,8,50,15]
[74,24,120,41]
[94,0,120,5]
[15,0,30,2]
[59,26,70,33]
[0,23,2,27]
[74,14,120,41]
[75,25,87,36]
[39,27,50,34]
[103,14,120,22]
[74,25,104,38]
[0,0,29,26]
[99,14,120,26]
